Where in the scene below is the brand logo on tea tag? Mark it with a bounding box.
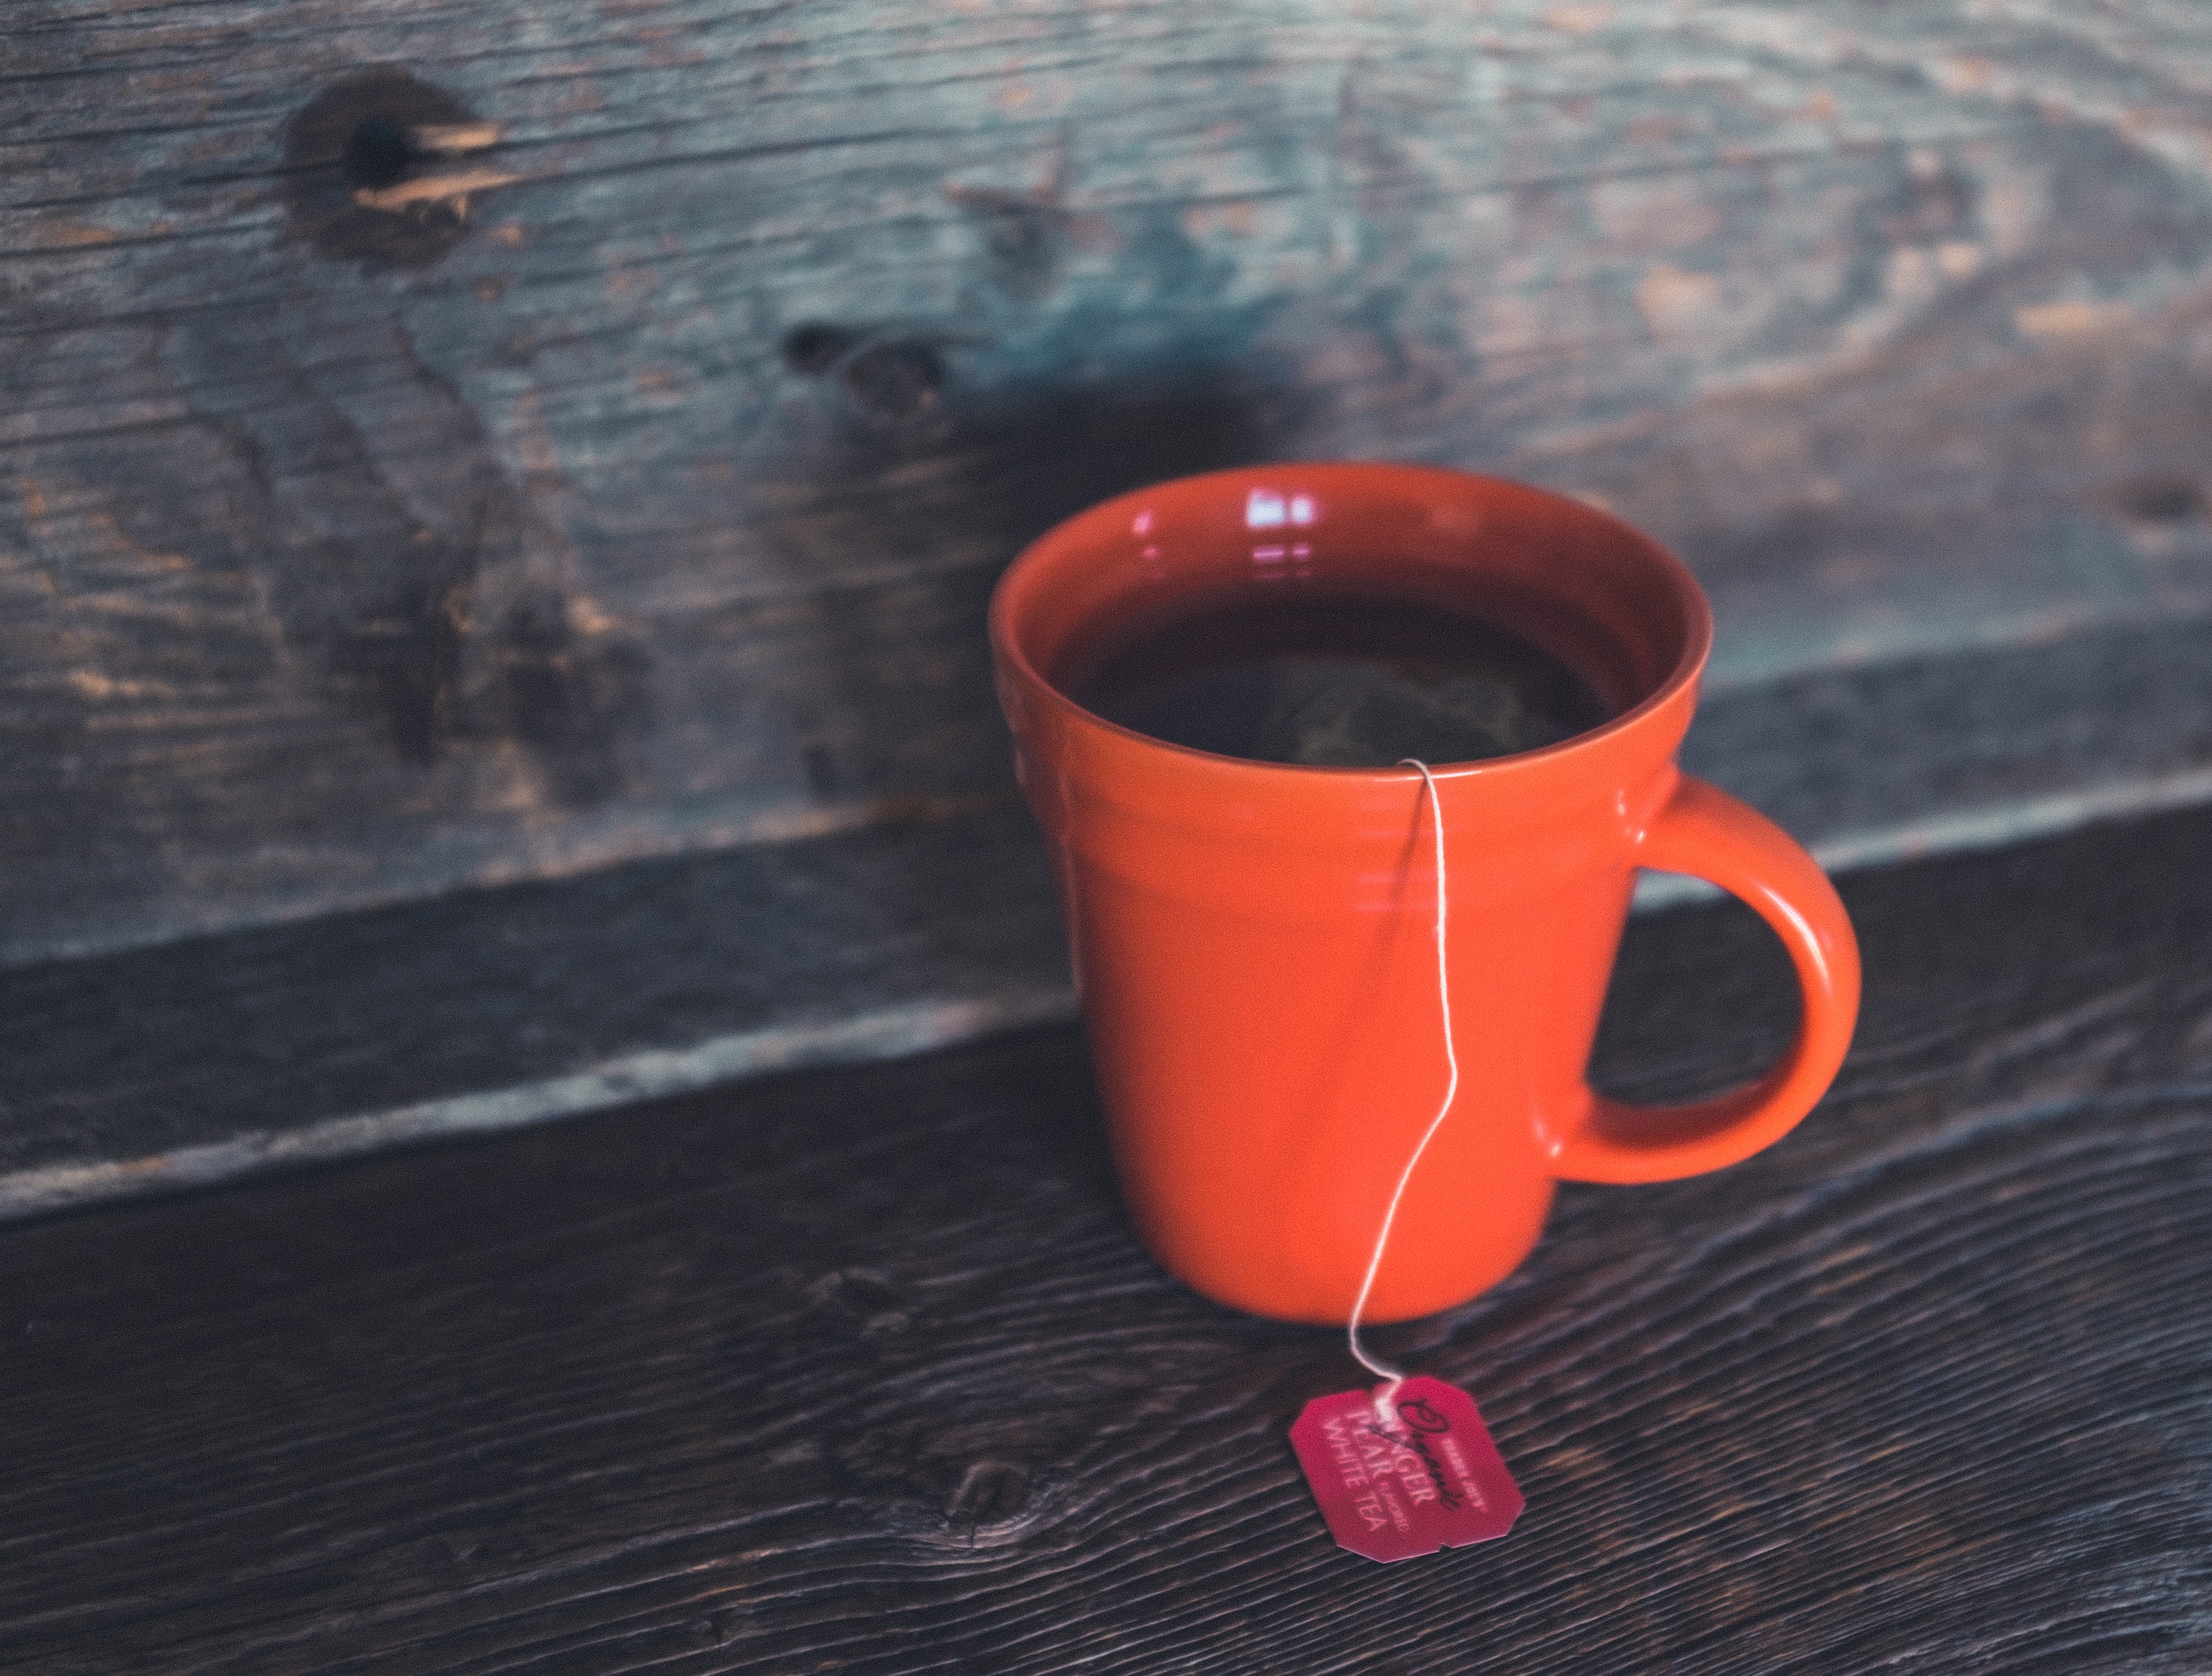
[1289,1376,1523,1562]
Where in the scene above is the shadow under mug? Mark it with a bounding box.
[990,464,1861,1325]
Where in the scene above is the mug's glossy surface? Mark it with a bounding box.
[990,464,1860,1325]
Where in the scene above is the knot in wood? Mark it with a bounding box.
[840,340,945,422]
[343,117,412,190]
[946,1459,1032,1532]
[780,322,857,375]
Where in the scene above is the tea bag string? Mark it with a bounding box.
[1346,759,1462,1400]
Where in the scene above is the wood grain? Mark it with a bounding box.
[4,806,2209,1672]
[9,0,2212,964]
[0,800,1071,1206]
[11,610,2212,1219]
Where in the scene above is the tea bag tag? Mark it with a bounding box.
[1290,1376,1523,1562]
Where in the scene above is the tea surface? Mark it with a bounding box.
[1064,593,1612,766]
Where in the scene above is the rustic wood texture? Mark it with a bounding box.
[9,0,2212,965]
[12,609,2212,1221]
[0,801,1071,1212]
[5,806,2210,1673]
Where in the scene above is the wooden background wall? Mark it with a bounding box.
[11,0,2212,966]
[10,1,2212,1209]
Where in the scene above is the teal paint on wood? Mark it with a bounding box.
[7,1,2212,963]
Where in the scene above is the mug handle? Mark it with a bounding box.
[1550,775,1861,1185]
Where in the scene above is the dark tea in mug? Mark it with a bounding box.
[1060,590,1614,768]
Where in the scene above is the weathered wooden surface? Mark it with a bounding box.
[0,801,1071,1211]
[5,807,2211,1673]
[8,1,2212,965]
[14,609,2212,1221]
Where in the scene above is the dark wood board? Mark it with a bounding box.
[15,608,2212,1221]
[0,798,1072,1210]
[9,0,2212,966]
[5,805,2210,1673]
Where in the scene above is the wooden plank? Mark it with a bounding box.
[3,805,2210,1671]
[8,1,2212,965]
[11,611,2212,1219]
[0,801,1072,1209]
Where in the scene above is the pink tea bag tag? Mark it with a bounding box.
[1289,1375,1523,1562]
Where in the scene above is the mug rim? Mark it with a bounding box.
[990,461,1715,783]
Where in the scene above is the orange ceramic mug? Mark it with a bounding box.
[990,464,1860,1325]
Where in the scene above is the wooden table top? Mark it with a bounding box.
[7,806,2211,1674]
